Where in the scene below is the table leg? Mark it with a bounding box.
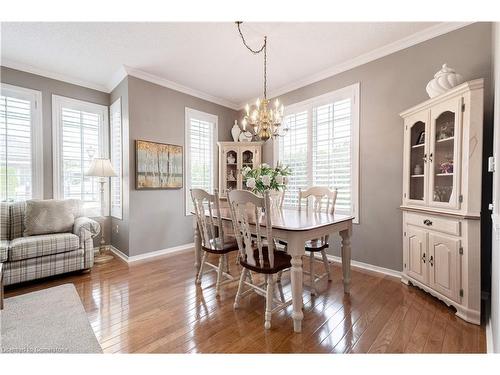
[289,237,304,333]
[194,221,202,274]
[340,229,352,294]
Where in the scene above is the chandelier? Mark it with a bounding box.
[236,22,287,141]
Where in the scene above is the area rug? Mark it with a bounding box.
[0,284,102,353]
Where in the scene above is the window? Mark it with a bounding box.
[110,98,122,219]
[52,95,108,217]
[275,83,360,221]
[185,108,218,215]
[0,84,43,202]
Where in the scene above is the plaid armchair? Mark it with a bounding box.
[0,201,100,286]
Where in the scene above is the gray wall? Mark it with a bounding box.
[258,23,493,272]
[0,66,111,246]
[491,22,500,354]
[117,76,238,257]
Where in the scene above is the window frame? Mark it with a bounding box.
[184,107,218,216]
[52,94,109,216]
[0,83,43,201]
[274,83,360,223]
[110,97,123,220]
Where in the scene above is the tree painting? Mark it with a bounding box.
[136,140,183,189]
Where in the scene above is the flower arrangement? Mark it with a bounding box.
[242,163,291,195]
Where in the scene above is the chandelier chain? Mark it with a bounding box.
[236,21,267,99]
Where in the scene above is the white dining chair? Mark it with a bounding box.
[191,188,239,296]
[298,186,338,295]
[228,189,292,329]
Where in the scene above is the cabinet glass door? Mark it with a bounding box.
[224,149,238,194]
[429,98,461,209]
[241,149,256,190]
[408,120,427,203]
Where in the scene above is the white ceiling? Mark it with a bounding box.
[0,22,469,109]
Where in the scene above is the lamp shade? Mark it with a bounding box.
[85,158,117,177]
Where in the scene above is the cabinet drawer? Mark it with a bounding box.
[405,212,461,236]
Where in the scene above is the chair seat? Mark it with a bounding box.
[240,246,291,274]
[202,236,239,254]
[304,239,329,252]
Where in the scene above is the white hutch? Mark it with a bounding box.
[217,141,264,197]
[400,79,484,324]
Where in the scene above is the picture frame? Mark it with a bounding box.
[135,139,183,189]
[416,130,425,145]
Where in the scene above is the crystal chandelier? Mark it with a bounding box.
[236,22,287,141]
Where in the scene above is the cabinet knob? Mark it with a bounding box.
[423,219,432,226]
[429,255,434,267]
[429,153,433,163]
[422,253,426,263]
[423,153,427,163]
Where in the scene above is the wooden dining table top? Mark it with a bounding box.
[204,207,354,232]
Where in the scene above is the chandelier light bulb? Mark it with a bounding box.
[275,99,279,108]
[245,104,250,116]
[256,98,260,108]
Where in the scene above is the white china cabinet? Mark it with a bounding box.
[400,79,484,324]
[217,141,263,197]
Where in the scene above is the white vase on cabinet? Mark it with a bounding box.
[400,79,483,325]
[231,120,241,142]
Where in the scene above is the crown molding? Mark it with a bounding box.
[1,58,109,93]
[237,22,474,109]
[122,65,240,110]
[107,65,128,92]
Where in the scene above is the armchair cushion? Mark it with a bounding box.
[24,199,81,236]
[73,217,100,246]
[0,240,8,262]
[9,233,80,262]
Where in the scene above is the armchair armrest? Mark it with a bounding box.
[73,217,101,244]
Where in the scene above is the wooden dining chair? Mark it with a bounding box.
[298,186,338,295]
[191,188,239,296]
[228,190,292,329]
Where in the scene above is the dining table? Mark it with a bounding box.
[192,205,354,333]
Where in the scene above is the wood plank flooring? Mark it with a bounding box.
[4,249,486,353]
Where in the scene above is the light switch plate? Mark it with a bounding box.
[488,156,495,172]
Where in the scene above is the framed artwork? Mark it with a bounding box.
[135,140,183,189]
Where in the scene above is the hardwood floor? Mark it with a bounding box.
[4,249,486,353]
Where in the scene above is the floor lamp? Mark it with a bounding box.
[86,158,117,264]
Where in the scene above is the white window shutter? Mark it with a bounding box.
[185,108,217,215]
[110,98,122,219]
[313,98,352,215]
[277,83,359,220]
[279,110,308,207]
[0,85,42,202]
[53,95,108,217]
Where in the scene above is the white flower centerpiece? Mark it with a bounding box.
[242,163,291,196]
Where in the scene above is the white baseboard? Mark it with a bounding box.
[100,244,400,277]
[315,253,402,279]
[107,243,194,263]
[486,310,494,353]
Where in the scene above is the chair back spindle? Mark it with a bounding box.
[228,190,275,269]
